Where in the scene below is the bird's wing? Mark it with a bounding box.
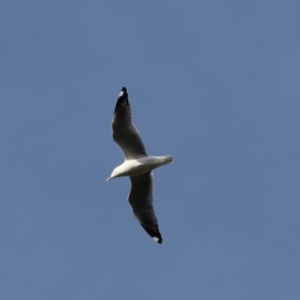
[112,87,147,159]
[128,172,162,244]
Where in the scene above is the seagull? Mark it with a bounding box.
[107,87,173,244]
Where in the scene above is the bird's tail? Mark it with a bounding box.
[158,155,173,165]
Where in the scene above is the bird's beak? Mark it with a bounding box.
[106,176,111,182]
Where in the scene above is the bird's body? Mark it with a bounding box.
[107,87,173,244]
[107,155,173,179]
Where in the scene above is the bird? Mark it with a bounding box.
[107,87,173,244]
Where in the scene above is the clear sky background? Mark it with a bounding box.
[1,1,300,299]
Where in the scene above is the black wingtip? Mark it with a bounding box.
[141,224,163,244]
[114,87,129,115]
[154,235,163,244]
[119,87,127,98]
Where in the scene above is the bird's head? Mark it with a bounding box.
[106,166,122,181]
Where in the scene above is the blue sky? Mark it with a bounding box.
[1,1,300,299]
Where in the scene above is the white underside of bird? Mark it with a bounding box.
[107,156,173,181]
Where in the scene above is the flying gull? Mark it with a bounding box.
[107,87,173,244]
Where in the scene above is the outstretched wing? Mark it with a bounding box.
[112,87,147,159]
[128,172,162,244]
